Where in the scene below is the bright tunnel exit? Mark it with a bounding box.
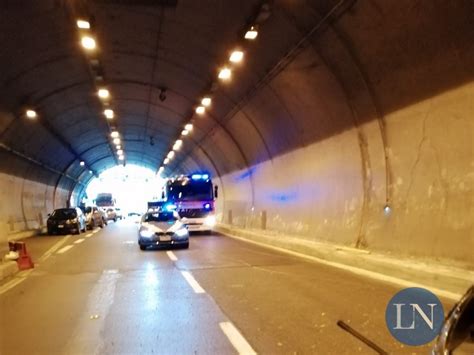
[82,165,166,215]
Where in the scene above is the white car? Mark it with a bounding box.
[138,211,189,250]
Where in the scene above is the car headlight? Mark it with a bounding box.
[204,215,216,227]
[174,228,188,238]
[140,229,154,238]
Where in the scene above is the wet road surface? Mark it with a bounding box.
[0,220,451,354]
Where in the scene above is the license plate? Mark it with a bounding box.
[160,236,171,242]
[58,225,64,228]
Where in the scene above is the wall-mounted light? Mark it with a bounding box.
[229,50,244,63]
[76,19,90,29]
[244,26,258,40]
[201,97,211,107]
[218,67,232,80]
[81,36,96,50]
[97,88,110,99]
[195,106,205,115]
[25,109,37,119]
[104,109,114,119]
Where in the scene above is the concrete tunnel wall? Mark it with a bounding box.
[177,1,474,265]
[0,1,472,266]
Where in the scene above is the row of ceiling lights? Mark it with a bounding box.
[158,25,259,175]
[76,18,125,165]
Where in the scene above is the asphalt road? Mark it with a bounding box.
[0,220,450,354]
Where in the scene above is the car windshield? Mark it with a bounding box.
[144,212,177,223]
[51,209,76,219]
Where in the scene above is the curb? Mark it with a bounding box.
[216,224,473,300]
[0,261,18,281]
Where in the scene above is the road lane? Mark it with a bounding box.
[0,221,453,354]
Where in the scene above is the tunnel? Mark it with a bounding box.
[0,1,473,354]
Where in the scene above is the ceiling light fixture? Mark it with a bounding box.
[201,97,211,107]
[118,155,125,161]
[81,36,96,50]
[76,20,90,29]
[185,123,193,131]
[25,109,37,119]
[181,130,189,136]
[113,138,121,145]
[164,158,170,165]
[229,50,244,63]
[110,131,119,138]
[117,149,123,155]
[195,106,205,115]
[218,67,232,80]
[244,26,258,40]
[104,109,114,119]
[173,140,183,151]
[80,161,85,166]
[167,151,175,159]
[98,88,110,99]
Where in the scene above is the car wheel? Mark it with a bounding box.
[139,245,147,251]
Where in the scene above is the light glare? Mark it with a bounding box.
[218,67,232,80]
[81,36,96,50]
[76,20,90,29]
[201,97,211,107]
[26,110,37,119]
[229,50,244,63]
[244,26,258,40]
[104,109,114,119]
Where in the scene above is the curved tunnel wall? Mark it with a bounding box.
[0,1,472,266]
[179,1,474,265]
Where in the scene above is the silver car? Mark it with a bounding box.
[138,211,189,250]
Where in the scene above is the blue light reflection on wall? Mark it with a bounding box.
[235,167,256,182]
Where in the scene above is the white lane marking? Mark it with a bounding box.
[0,270,34,295]
[74,238,85,244]
[221,232,462,301]
[85,233,93,238]
[38,235,73,263]
[166,251,178,261]
[220,322,257,355]
[57,245,74,254]
[180,271,205,294]
[64,269,121,354]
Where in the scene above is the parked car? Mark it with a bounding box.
[115,207,123,220]
[138,210,189,250]
[105,207,117,222]
[84,206,105,229]
[47,208,86,235]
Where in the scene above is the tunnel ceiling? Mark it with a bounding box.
[1,0,473,189]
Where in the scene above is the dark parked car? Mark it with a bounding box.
[47,208,86,235]
[84,206,106,229]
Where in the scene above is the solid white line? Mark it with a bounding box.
[220,231,462,301]
[0,270,34,295]
[74,238,85,244]
[57,245,74,254]
[180,271,205,294]
[219,322,257,355]
[166,251,178,261]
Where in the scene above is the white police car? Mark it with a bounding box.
[138,210,189,250]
